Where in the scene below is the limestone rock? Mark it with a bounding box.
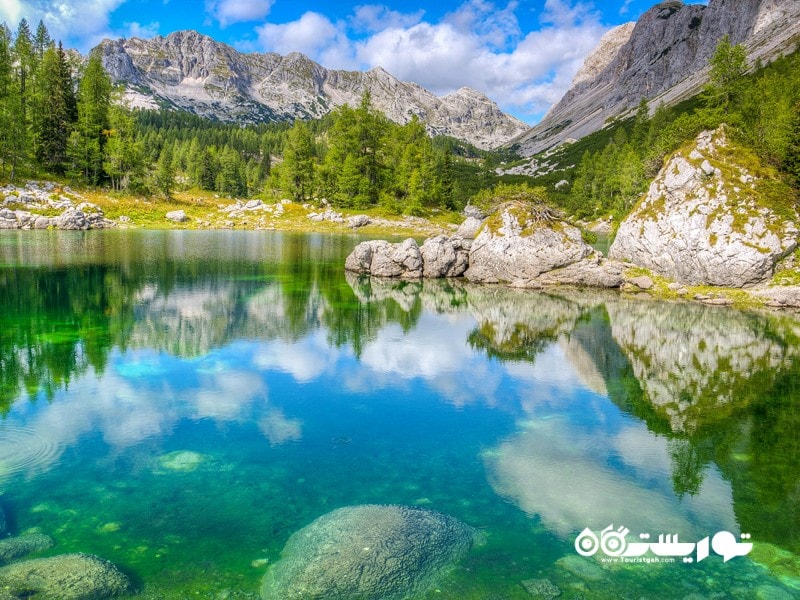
[465,202,593,285]
[609,128,798,288]
[260,504,475,600]
[516,0,800,155]
[54,209,88,230]
[346,215,371,229]
[345,239,423,279]
[165,209,188,223]
[454,216,483,240]
[0,553,133,599]
[0,534,55,564]
[420,235,470,278]
[628,275,655,290]
[536,257,625,289]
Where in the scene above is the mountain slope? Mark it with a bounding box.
[94,30,528,150]
[513,0,800,157]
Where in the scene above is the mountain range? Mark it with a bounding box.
[94,30,529,151]
[512,0,800,156]
[93,0,800,157]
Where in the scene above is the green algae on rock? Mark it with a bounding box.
[0,553,133,599]
[260,504,476,600]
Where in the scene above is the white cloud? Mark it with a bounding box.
[205,0,274,28]
[2,0,126,52]
[0,0,23,24]
[123,21,160,39]
[249,0,607,123]
[350,4,425,34]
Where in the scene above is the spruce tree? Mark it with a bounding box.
[70,53,112,183]
[35,43,76,173]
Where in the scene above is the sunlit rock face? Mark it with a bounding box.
[95,31,528,150]
[606,299,800,433]
[609,128,798,287]
[515,0,800,156]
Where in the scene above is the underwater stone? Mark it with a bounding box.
[158,450,205,472]
[521,577,562,598]
[0,533,54,564]
[260,504,475,600]
[556,555,605,582]
[0,552,133,599]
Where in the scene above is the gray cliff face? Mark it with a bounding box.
[515,0,800,156]
[94,31,528,150]
[609,127,798,287]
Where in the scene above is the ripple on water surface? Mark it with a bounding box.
[0,426,60,479]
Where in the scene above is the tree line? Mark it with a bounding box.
[562,36,800,219]
[0,19,511,213]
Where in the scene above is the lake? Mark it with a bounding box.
[0,230,798,599]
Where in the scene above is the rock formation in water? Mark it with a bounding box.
[0,553,133,599]
[93,30,528,150]
[260,504,475,600]
[609,127,798,287]
[514,0,800,155]
[346,203,624,289]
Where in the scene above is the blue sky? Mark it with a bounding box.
[0,1,704,123]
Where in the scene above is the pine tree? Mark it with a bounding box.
[103,102,144,191]
[281,121,316,201]
[70,53,112,183]
[704,35,748,112]
[35,43,76,173]
[0,23,14,177]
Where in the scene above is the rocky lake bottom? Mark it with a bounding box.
[0,230,797,599]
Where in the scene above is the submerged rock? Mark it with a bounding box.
[260,504,475,600]
[158,450,206,472]
[0,533,54,564]
[0,552,133,599]
[609,127,798,287]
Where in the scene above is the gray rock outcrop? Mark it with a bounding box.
[345,238,423,278]
[0,552,133,599]
[165,209,188,223]
[95,31,528,150]
[260,504,475,600]
[514,0,800,155]
[465,203,594,285]
[609,128,798,287]
[0,182,115,230]
[420,235,470,278]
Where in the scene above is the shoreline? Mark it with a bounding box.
[3,180,800,311]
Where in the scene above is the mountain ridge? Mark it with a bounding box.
[513,0,800,157]
[94,30,529,150]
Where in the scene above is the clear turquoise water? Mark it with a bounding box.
[0,230,798,599]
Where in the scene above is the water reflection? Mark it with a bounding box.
[1,231,798,587]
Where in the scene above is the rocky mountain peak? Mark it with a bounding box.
[513,0,800,156]
[93,30,528,150]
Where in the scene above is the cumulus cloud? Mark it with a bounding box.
[205,0,274,28]
[123,21,160,39]
[249,0,607,123]
[1,0,127,51]
[255,12,355,66]
[350,4,425,33]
